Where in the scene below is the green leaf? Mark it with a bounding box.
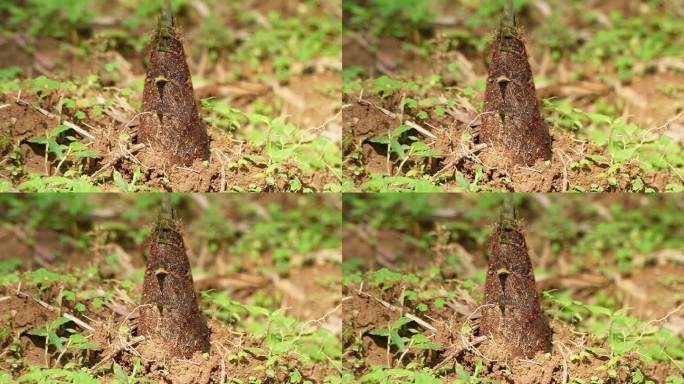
[390,331,405,351]
[27,136,49,145]
[113,171,129,192]
[244,154,267,164]
[585,112,612,125]
[69,142,101,158]
[27,328,48,337]
[390,140,407,159]
[48,139,65,160]
[585,346,608,356]
[269,339,295,355]
[48,330,64,352]
[51,125,71,138]
[631,177,645,192]
[368,135,390,145]
[585,154,608,164]
[244,347,265,356]
[50,316,71,330]
[245,112,271,125]
[241,304,270,317]
[369,328,390,337]
[69,334,100,350]
[584,304,612,317]
[113,363,129,383]
[392,317,412,329]
[392,124,412,138]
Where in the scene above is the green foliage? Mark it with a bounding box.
[27,125,100,162]
[544,99,684,187]
[230,202,341,272]
[113,168,146,192]
[0,194,95,230]
[369,268,418,290]
[368,125,444,162]
[570,203,684,272]
[2,0,94,38]
[112,360,145,384]
[28,268,77,291]
[344,193,436,230]
[0,196,341,382]
[344,193,684,273]
[0,66,22,93]
[243,114,341,190]
[343,0,441,38]
[0,1,341,193]
[28,316,100,353]
[200,102,342,192]
[16,174,101,192]
[574,12,684,79]
[544,291,684,369]
[369,316,443,353]
[370,76,418,99]
[355,174,442,192]
[0,258,23,275]
[358,366,444,383]
[231,12,340,80]
[16,366,102,384]
[343,195,684,381]
[202,291,341,369]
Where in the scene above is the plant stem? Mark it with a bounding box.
[157,0,175,51]
[160,0,174,29]
[158,195,175,228]
[503,0,516,29]
[501,194,516,225]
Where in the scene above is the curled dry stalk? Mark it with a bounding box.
[138,198,210,358]
[479,197,552,358]
[138,0,209,165]
[480,0,552,165]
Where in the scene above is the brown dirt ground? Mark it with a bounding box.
[0,260,341,383]
[0,0,341,192]
[342,226,433,270]
[342,282,682,382]
[0,295,59,367]
[0,277,340,383]
[341,5,684,192]
[0,195,342,382]
[0,87,339,192]
[343,91,680,192]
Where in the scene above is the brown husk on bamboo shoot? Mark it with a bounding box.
[480,25,552,165]
[479,218,551,358]
[138,16,209,165]
[139,217,210,358]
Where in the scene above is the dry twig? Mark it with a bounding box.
[89,336,146,372]
[358,99,437,139]
[90,143,145,179]
[431,143,488,180]
[15,99,96,141]
[431,336,488,371]
[355,290,436,332]
[15,291,95,332]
